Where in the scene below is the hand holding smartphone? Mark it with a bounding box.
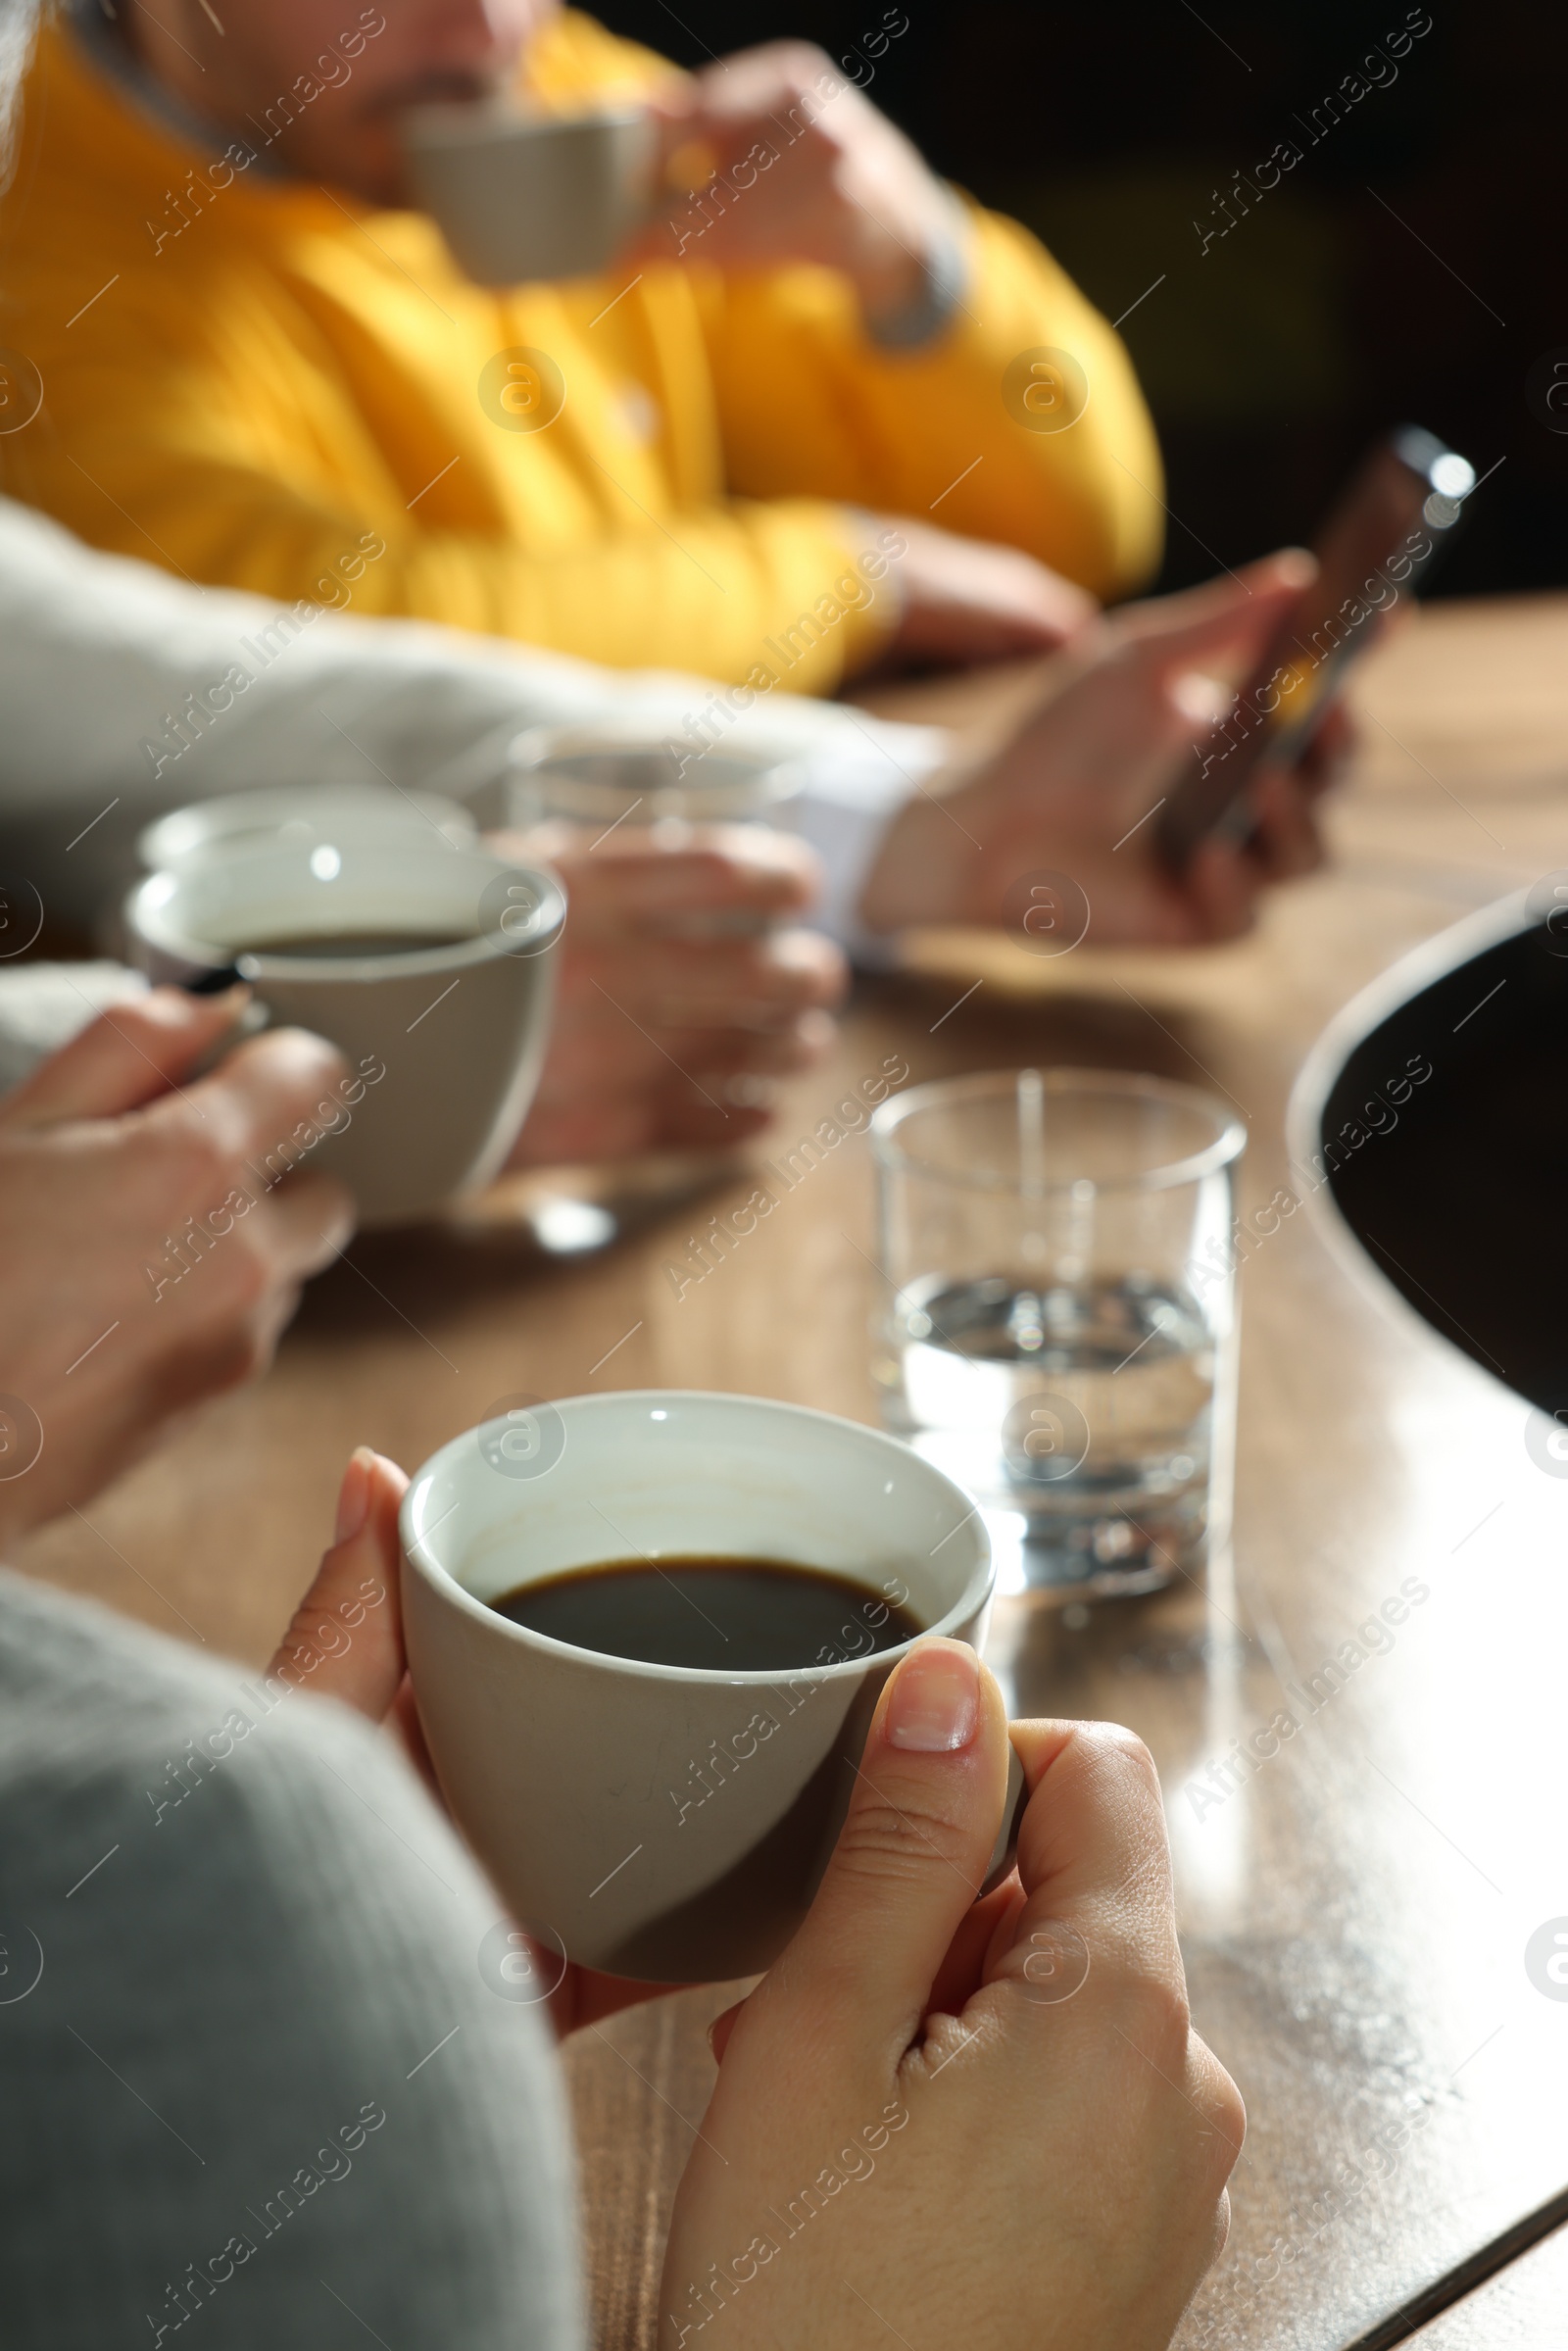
[1156,425,1476,869]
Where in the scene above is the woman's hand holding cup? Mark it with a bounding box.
[662,1643,1244,2350]
[278,1452,1240,2348]
[268,1445,680,2036]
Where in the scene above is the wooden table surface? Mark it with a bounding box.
[1400,2224,1568,2348]
[17,594,1568,2349]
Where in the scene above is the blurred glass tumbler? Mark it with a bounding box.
[504,723,801,836]
[871,1070,1245,1601]
[459,729,806,1256]
[506,725,801,953]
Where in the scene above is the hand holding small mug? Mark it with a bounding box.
[637,38,956,329]
[275,1442,1242,2349]
[664,1664,1244,2350]
[0,990,351,1546]
[267,1445,663,2036]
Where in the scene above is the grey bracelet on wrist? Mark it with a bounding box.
[864,188,972,352]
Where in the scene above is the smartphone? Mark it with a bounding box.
[1155,425,1476,870]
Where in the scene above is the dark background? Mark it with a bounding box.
[601,0,1564,599]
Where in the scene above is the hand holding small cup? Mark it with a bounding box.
[665,1648,1244,2351]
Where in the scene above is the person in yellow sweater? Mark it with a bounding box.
[0,0,1165,690]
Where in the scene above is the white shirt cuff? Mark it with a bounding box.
[783,720,949,965]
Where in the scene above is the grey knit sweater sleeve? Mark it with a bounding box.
[0,1566,585,2351]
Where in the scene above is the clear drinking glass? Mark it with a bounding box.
[504,724,800,840]
[870,1069,1245,1603]
[493,726,803,1255]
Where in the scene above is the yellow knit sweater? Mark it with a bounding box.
[0,9,1165,690]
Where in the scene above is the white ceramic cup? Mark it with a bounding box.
[137,784,477,873]
[402,102,657,284]
[400,1391,997,1982]
[123,839,564,1227]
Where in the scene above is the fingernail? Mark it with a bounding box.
[884,1641,980,1753]
[333,1446,374,1544]
[143,986,211,1026]
[1170,670,1230,726]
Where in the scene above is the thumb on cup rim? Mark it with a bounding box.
[748,1637,1010,2060]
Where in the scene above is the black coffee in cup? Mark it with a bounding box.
[239,928,475,957]
[490,1556,924,1672]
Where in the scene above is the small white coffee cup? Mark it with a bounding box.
[137,784,477,873]
[400,1390,996,1983]
[402,102,657,284]
[123,838,564,1227]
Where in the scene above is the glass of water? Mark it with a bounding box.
[486,725,804,1255]
[870,1069,1245,1602]
[504,724,800,841]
